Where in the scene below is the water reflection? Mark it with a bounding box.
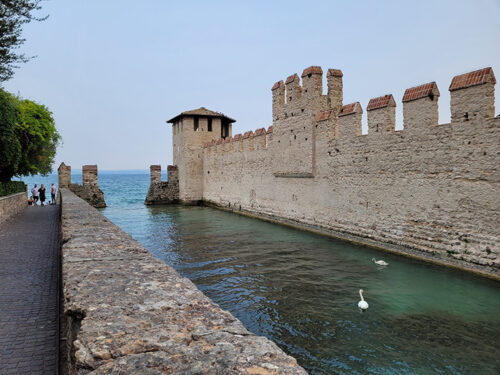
[131,205,500,375]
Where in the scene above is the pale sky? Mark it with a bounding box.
[4,0,500,171]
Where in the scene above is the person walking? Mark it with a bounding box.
[50,184,57,205]
[39,184,46,206]
[31,184,39,206]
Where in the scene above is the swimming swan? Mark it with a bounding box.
[372,258,389,266]
[358,289,369,310]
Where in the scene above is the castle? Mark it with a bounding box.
[146,66,499,278]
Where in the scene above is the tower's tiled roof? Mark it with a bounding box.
[167,107,236,124]
[449,67,496,91]
[402,82,440,102]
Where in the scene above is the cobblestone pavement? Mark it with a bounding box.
[0,205,60,374]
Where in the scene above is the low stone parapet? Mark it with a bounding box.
[0,192,27,224]
[60,188,307,374]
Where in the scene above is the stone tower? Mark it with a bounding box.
[167,107,235,203]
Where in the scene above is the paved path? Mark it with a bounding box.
[0,205,60,374]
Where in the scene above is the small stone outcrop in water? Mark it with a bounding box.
[60,188,307,374]
[144,165,179,204]
[58,163,106,208]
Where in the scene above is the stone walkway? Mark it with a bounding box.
[0,205,60,374]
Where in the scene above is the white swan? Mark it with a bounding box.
[372,258,389,266]
[358,289,369,310]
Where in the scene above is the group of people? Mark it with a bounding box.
[29,183,57,206]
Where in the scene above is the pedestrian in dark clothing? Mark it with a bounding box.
[39,184,46,206]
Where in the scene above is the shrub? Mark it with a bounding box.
[0,181,26,197]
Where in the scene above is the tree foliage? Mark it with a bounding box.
[0,87,60,181]
[0,0,47,81]
[16,98,60,177]
[0,88,21,180]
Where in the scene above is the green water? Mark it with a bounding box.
[20,174,500,374]
[105,203,500,374]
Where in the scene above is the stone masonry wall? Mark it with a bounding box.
[0,192,27,224]
[58,163,106,208]
[201,67,499,278]
[144,165,179,204]
[59,188,307,374]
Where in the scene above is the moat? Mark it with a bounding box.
[92,174,500,375]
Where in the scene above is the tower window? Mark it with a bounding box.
[194,117,199,131]
[207,118,212,132]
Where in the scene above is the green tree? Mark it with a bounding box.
[0,0,47,81]
[15,98,60,178]
[0,87,21,181]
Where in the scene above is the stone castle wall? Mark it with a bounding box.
[144,165,179,204]
[199,67,499,277]
[58,163,106,208]
[60,188,307,374]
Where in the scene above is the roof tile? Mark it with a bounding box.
[286,74,299,85]
[449,67,496,91]
[167,107,236,124]
[301,66,323,77]
[271,81,283,91]
[339,102,361,117]
[402,82,440,102]
[242,131,253,139]
[266,126,273,134]
[367,95,395,111]
[327,69,343,77]
[254,128,266,136]
[315,110,332,122]
[233,134,242,141]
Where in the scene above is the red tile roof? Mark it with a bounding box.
[266,126,273,134]
[339,102,361,117]
[402,82,440,102]
[301,66,323,77]
[271,81,283,91]
[286,74,299,84]
[327,69,343,77]
[242,131,253,139]
[366,95,395,111]
[315,110,332,122]
[254,128,266,136]
[449,67,496,91]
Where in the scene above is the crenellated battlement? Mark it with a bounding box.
[159,64,500,277]
[58,163,106,208]
[199,66,498,173]
[271,66,342,123]
[203,126,273,158]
